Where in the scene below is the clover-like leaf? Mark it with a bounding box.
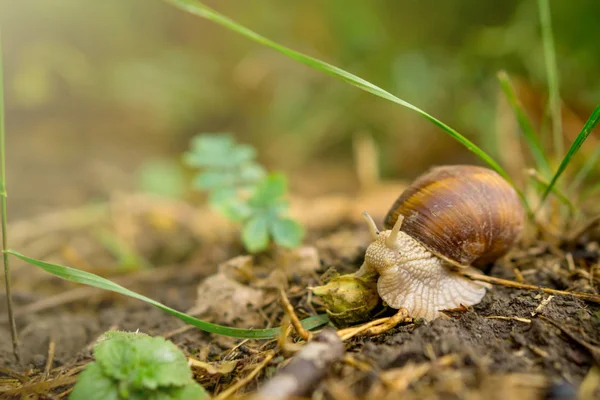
[215,197,253,222]
[271,218,304,248]
[190,133,234,153]
[238,162,266,183]
[249,172,287,208]
[70,362,120,400]
[242,215,270,253]
[184,133,256,169]
[193,170,238,190]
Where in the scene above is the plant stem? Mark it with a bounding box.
[538,0,563,158]
[462,272,600,303]
[0,30,19,361]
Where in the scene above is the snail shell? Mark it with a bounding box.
[383,165,524,269]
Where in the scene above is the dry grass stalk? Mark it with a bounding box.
[214,351,275,400]
[462,271,600,303]
[279,289,311,341]
[337,308,410,341]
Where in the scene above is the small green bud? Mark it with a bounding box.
[311,274,381,326]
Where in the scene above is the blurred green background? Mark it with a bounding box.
[1,0,599,218]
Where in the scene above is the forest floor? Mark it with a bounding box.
[1,184,600,400]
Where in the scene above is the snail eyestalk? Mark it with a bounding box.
[386,214,404,249]
[362,211,379,241]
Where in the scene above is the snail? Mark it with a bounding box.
[355,165,525,320]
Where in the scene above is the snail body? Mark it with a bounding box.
[359,165,525,320]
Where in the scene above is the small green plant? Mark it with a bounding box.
[70,331,209,400]
[183,133,304,252]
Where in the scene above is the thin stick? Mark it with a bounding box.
[0,28,18,362]
[215,351,275,400]
[485,316,532,324]
[336,308,410,341]
[279,289,311,341]
[253,329,344,400]
[43,337,56,380]
[462,272,600,303]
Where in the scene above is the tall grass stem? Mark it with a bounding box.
[0,30,19,361]
[538,0,563,158]
[537,105,600,211]
[569,143,600,193]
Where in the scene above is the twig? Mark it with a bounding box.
[56,387,74,399]
[486,316,532,324]
[0,30,18,362]
[252,329,344,400]
[43,337,56,380]
[337,308,410,341]
[462,272,600,303]
[372,354,458,395]
[2,376,78,396]
[532,295,554,316]
[215,351,275,400]
[279,289,311,341]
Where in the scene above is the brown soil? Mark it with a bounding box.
[1,192,600,400]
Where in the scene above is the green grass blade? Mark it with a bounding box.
[538,0,563,157]
[163,0,520,195]
[538,105,600,209]
[7,250,329,339]
[526,169,575,214]
[497,71,552,178]
[569,143,600,192]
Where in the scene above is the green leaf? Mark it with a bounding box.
[167,384,209,400]
[215,197,253,222]
[538,105,600,209]
[249,173,287,208]
[184,133,257,169]
[97,330,151,344]
[497,71,552,178]
[95,335,139,382]
[95,335,193,391]
[193,170,238,190]
[194,164,265,191]
[569,143,600,192]
[271,218,304,249]
[163,0,524,207]
[6,250,329,339]
[242,215,270,253]
[190,133,234,153]
[207,187,238,205]
[70,362,120,400]
[239,163,267,183]
[130,337,194,390]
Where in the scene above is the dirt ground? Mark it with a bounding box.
[1,188,600,399]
